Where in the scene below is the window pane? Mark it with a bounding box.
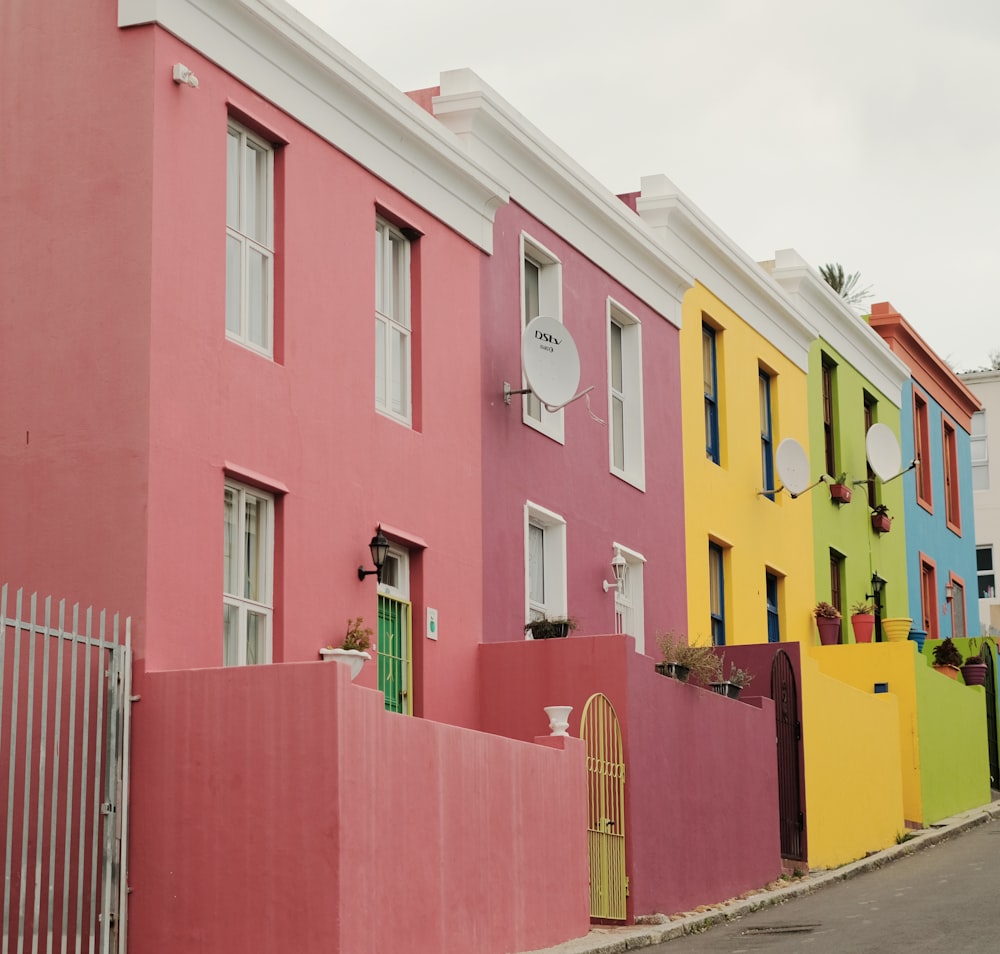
[224,488,237,596]
[524,258,540,321]
[375,316,387,406]
[390,233,407,326]
[244,141,269,242]
[246,612,266,665]
[226,235,242,335]
[612,395,625,470]
[244,496,262,601]
[223,603,239,666]
[528,523,545,605]
[226,130,241,228]
[702,330,715,399]
[375,226,384,315]
[247,247,268,347]
[978,547,993,572]
[391,327,408,415]
[610,322,623,392]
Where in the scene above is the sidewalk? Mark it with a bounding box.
[518,799,1000,954]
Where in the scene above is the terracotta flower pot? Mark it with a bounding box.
[816,616,841,645]
[829,483,852,504]
[932,664,961,681]
[871,513,892,533]
[851,613,875,643]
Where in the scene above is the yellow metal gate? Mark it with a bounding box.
[580,692,627,920]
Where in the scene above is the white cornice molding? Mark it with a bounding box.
[634,175,817,372]
[766,249,910,406]
[118,0,508,252]
[431,70,692,327]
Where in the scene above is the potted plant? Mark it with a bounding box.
[828,473,852,504]
[814,601,842,645]
[931,636,963,680]
[870,504,892,534]
[524,615,577,640]
[881,616,913,642]
[320,616,373,680]
[960,642,988,686]
[709,657,754,699]
[849,600,875,644]
[655,630,717,684]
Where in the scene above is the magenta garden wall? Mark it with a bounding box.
[479,635,781,920]
[128,659,589,954]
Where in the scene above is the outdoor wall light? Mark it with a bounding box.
[602,547,628,593]
[868,572,886,602]
[358,526,390,582]
[945,582,955,603]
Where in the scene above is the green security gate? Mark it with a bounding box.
[377,594,411,714]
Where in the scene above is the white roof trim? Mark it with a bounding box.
[766,250,910,406]
[634,175,817,371]
[118,0,507,252]
[431,69,692,327]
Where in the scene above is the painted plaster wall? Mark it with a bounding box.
[680,284,816,646]
[798,647,905,868]
[128,661,589,954]
[478,203,687,651]
[807,341,908,636]
[0,0,155,640]
[898,379,979,637]
[960,370,1000,633]
[478,636,781,920]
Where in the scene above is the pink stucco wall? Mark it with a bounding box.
[479,202,687,648]
[2,9,487,727]
[128,660,590,954]
[479,636,781,919]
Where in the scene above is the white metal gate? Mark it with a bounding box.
[2,585,132,954]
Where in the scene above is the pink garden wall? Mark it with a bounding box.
[128,659,590,954]
[479,635,782,919]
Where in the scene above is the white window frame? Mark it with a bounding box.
[972,410,989,491]
[223,479,274,666]
[520,233,564,443]
[375,218,412,425]
[226,120,274,357]
[611,541,646,652]
[524,501,567,627]
[607,300,645,489]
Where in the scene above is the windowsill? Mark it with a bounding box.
[375,406,413,429]
[610,468,646,492]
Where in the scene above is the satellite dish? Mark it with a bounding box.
[866,424,901,481]
[775,438,811,496]
[521,316,581,408]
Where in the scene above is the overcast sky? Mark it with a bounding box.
[289,0,999,373]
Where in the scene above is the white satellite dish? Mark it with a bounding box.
[866,424,901,481]
[775,438,811,496]
[521,316,581,408]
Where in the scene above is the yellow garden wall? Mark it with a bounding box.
[681,284,816,646]
[799,648,905,868]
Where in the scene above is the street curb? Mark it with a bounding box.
[516,800,1000,954]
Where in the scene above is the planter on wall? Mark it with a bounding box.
[881,618,913,642]
[829,483,852,504]
[908,630,927,653]
[816,617,842,646]
[319,647,371,680]
[709,682,742,699]
[871,513,892,533]
[932,664,961,681]
[655,662,691,682]
[961,662,988,686]
[850,613,875,644]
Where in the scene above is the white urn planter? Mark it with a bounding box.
[319,648,371,680]
[544,705,573,737]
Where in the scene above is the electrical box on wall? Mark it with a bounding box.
[426,607,438,640]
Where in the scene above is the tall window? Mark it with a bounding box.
[709,542,725,646]
[521,235,563,441]
[525,503,567,625]
[759,369,774,499]
[977,546,995,599]
[821,356,837,477]
[766,572,780,643]
[703,323,720,464]
[829,550,845,642]
[920,558,938,639]
[608,303,644,487]
[951,577,967,638]
[226,121,274,356]
[971,410,989,491]
[914,391,932,508]
[223,480,273,666]
[942,419,961,532]
[863,393,878,509]
[612,543,646,653]
[375,218,412,425]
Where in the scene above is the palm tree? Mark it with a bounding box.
[819,263,873,306]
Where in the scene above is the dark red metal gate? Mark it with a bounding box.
[771,650,804,860]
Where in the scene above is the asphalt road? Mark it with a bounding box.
[649,818,1000,953]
